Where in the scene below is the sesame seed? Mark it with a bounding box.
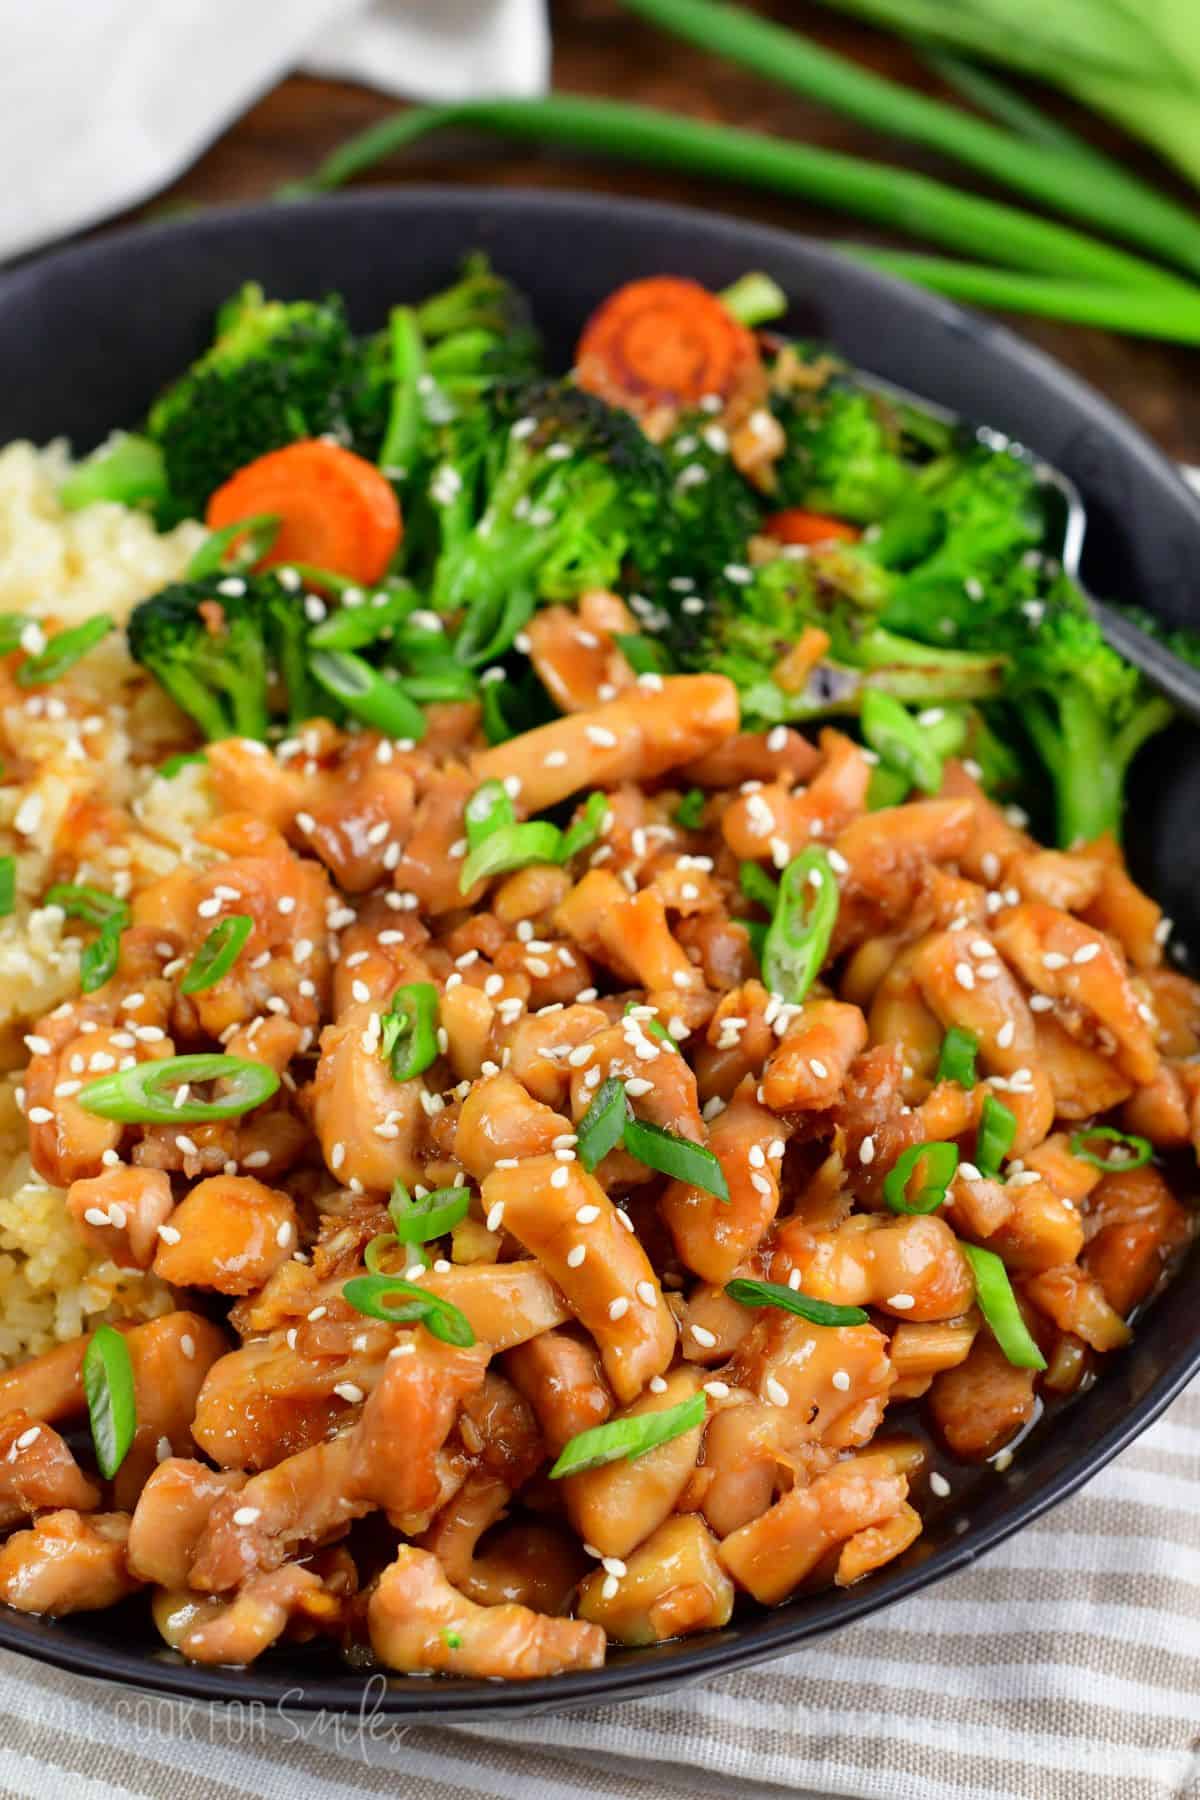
[608,1297,630,1321]
[486,1202,505,1233]
[955,962,975,991]
[703,1380,731,1400]
[1029,993,1054,1012]
[575,1203,600,1225]
[636,1280,656,1307]
[330,1142,345,1170]
[886,1293,915,1310]
[1072,943,1101,965]
[809,1058,828,1079]
[930,1471,951,1497]
[860,1135,876,1165]
[26,1106,53,1125]
[649,1375,668,1393]
[601,1575,620,1600]
[333,1382,364,1404]
[1042,951,1068,971]
[180,1334,196,1359]
[765,1375,789,1407]
[550,1165,569,1189]
[232,1506,261,1526]
[566,1244,587,1268]
[690,1324,717,1348]
[997,1020,1015,1049]
[831,1370,851,1392]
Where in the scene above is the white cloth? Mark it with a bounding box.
[0,0,549,264]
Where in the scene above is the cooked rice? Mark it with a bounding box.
[0,444,209,1363]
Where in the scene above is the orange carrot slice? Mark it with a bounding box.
[206,441,402,586]
[575,276,762,420]
[763,508,861,547]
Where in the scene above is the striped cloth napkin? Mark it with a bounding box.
[1,1376,1196,1800]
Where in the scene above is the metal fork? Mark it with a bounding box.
[860,375,1200,728]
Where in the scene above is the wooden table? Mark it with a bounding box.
[127,0,1200,463]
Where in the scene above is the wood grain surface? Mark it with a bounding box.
[119,0,1200,462]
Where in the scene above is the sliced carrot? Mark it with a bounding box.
[206,441,402,586]
[575,276,762,420]
[764,508,860,547]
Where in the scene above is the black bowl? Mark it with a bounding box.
[1,187,1198,1720]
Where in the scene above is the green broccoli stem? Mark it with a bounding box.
[1023,689,1173,845]
[719,272,788,326]
[59,434,168,513]
[283,96,1185,294]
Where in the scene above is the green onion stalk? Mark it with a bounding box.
[284,96,1186,296]
[618,0,1200,283]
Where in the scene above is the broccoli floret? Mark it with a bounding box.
[771,375,914,524]
[876,446,1046,640]
[682,553,1006,725]
[648,413,766,601]
[126,575,318,741]
[427,379,670,620]
[1002,579,1173,845]
[146,285,362,517]
[350,256,542,465]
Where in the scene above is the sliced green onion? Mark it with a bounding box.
[44,884,129,929]
[725,1276,869,1327]
[309,649,427,741]
[380,982,440,1082]
[389,1181,471,1244]
[80,919,122,994]
[459,822,563,894]
[577,1076,630,1172]
[739,861,780,913]
[78,1053,279,1124]
[364,1231,414,1274]
[559,792,608,862]
[157,750,208,780]
[936,1026,979,1089]
[622,1117,729,1201]
[0,856,16,917]
[341,1274,476,1347]
[481,678,519,745]
[185,513,279,580]
[0,615,31,656]
[624,1002,677,1053]
[883,1140,959,1215]
[719,270,788,326]
[180,914,254,995]
[454,584,537,668]
[464,779,515,850]
[401,663,479,704]
[674,789,707,831]
[1069,1126,1153,1172]
[548,1390,706,1478]
[613,632,675,676]
[961,1243,1046,1371]
[867,763,911,811]
[17,615,114,688]
[976,1092,1018,1179]
[308,583,418,652]
[762,847,838,1003]
[82,1322,137,1479]
[861,691,943,794]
